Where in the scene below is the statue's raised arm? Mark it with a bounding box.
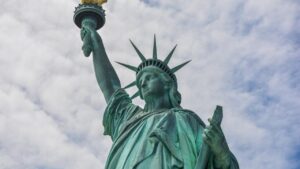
[73,0,120,102]
[80,17,121,102]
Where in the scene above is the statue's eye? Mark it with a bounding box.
[148,73,156,78]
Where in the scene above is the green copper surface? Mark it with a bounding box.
[75,5,239,168]
[74,4,105,30]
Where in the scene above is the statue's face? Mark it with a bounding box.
[138,70,166,99]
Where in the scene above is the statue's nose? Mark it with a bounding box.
[141,79,147,88]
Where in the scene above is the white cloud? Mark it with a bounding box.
[0,0,299,169]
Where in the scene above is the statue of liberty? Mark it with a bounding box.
[74,1,239,169]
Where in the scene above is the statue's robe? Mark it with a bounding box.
[103,89,239,169]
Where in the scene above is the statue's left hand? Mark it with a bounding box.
[80,20,101,57]
[81,26,93,57]
[203,118,231,168]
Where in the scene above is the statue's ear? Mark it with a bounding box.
[164,80,173,90]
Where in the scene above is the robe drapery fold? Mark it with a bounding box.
[103,89,239,169]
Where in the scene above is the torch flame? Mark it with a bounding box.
[80,0,107,6]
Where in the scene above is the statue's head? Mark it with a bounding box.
[117,36,190,109]
[136,66,182,109]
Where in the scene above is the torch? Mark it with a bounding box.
[73,0,107,56]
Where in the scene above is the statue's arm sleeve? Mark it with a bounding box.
[89,31,121,103]
[102,89,140,140]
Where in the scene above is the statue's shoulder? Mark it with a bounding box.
[171,108,206,127]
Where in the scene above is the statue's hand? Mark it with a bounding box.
[80,23,100,57]
[203,118,231,168]
[81,27,92,57]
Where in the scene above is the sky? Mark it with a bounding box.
[0,0,299,169]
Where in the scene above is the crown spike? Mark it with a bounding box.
[153,35,157,60]
[129,39,146,61]
[164,44,177,64]
[116,61,138,72]
[124,81,136,89]
[131,91,140,99]
[171,60,191,73]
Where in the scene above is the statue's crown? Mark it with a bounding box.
[117,35,190,99]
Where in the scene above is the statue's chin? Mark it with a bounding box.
[144,93,163,103]
[143,91,158,100]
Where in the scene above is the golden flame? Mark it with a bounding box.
[80,0,107,6]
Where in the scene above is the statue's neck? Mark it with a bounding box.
[144,94,172,112]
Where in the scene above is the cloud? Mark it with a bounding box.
[0,0,299,169]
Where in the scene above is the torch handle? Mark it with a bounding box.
[81,16,98,57]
